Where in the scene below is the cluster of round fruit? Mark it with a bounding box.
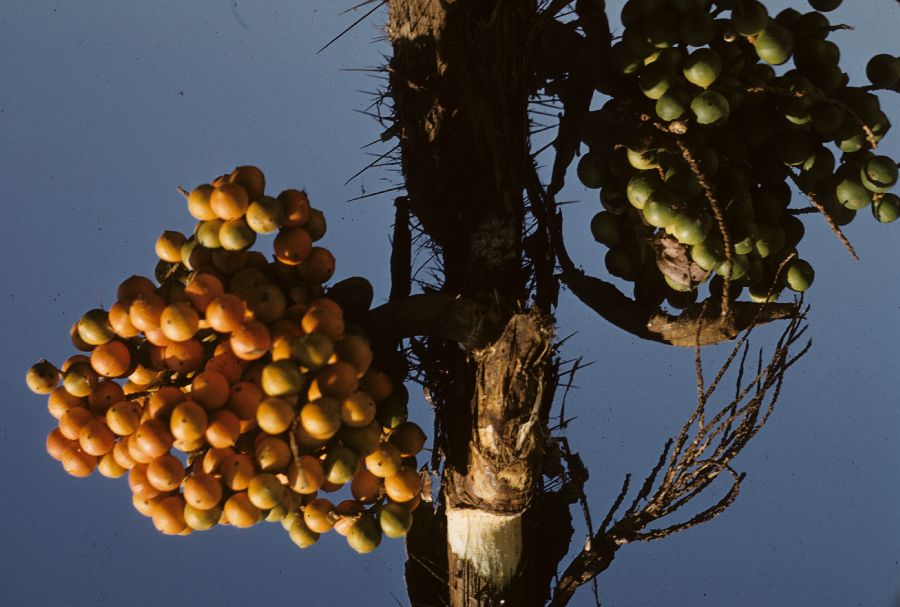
[576,0,898,308]
[25,166,426,554]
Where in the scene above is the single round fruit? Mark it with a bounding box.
[683,48,722,88]
[860,156,898,193]
[590,212,620,246]
[872,193,900,223]
[210,183,250,221]
[866,53,900,89]
[753,23,794,66]
[346,516,382,554]
[26,361,59,394]
[690,90,730,125]
[379,502,414,538]
[785,258,815,292]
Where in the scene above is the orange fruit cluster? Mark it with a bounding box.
[28,166,425,552]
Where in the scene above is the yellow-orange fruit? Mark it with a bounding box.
[340,391,376,427]
[147,453,186,492]
[160,302,200,342]
[332,500,364,536]
[205,409,240,448]
[173,437,205,453]
[48,387,84,420]
[256,397,296,435]
[152,495,188,535]
[254,436,291,472]
[87,380,125,415]
[247,473,286,509]
[132,493,163,517]
[117,275,157,301]
[62,362,99,398]
[90,340,132,378]
[277,189,310,227]
[129,293,166,332]
[334,335,373,378]
[365,443,402,478]
[361,370,393,403]
[304,208,326,241]
[184,273,225,313]
[228,165,265,200]
[205,351,245,384]
[297,247,336,285]
[187,184,217,221]
[108,300,139,338]
[60,444,97,478]
[47,427,76,461]
[350,468,383,504]
[183,472,223,510]
[97,451,128,478]
[229,267,268,299]
[273,227,312,266]
[164,339,205,373]
[315,362,358,401]
[245,284,287,323]
[384,466,421,503]
[78,419,116,456]
[210,183,250,221]
[59,407,93,441]
[220,453,256,491]
[223,492,261,528]
[260,360,304,397]
[112,438,137,470]
[201,446,235,475]
[126,434,155,464]
[129,463,161,498]
[128,364,158,387]
[303,498,335,534]
[301,298,344,342]
[389,422,427,457]
[288,455,325,494]
[206,294,247,333]
[230,320,271,361]
[299,398,341,440]
[134,419,174,459]
[147,386,186,419]
[144,327,174,348]
[156,230,187,263]
[169,400,208,442]
[190,370,230,410]
[227,382,262,420]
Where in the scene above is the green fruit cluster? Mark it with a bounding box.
[580,0,897,307]
[27,166,425,553]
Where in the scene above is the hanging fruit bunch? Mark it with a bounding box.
[576,0,898,309]
[25,165,427,554]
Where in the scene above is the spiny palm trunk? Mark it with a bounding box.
[387,1,572,605]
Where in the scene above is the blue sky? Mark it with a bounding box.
[1,1,898,605]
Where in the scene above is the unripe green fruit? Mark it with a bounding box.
[785,258,814,292]
[246,196,285,234]
[809,102,844,135]
[196,219,224,248]
[219,218,256,251]
[347,516,382,554]
[656,88,691,121]
[836,178,872,210]
[664,165,701,199]
[774,130,811,167]
[379,502,414,539]
[672,210,711,246]
[690,241,724,271]
[577,153,608,189]
[590,212,621,246]
[644,10,680,48]
[754,23,794,66]
[679,9,716,46]
[860,156,898,193]
[605,247,640,280]
[754,223,785,258]
[866,54,900,89]
[289,516,320,549]
[626,171,664,210]
[748,283,781,303]
[664,274,694,293]
[715,254,749,281]
[626,147,660,170]
[642,190,679,227]
[690,90,730,125]
[683,48,722,88]
[809,0,841,12]
[731,0,769,37]
[323,446,359,485]
[872,193,900,224]
[638,61,677,100]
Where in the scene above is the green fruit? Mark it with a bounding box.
[872,193,900,223]
[715,254,749,280]
[26,360,60,395]
[600,187,629,215]
[803,60,844,95]
[292,332,334,370]
[377,385,409,429]
[605,247,640,280]
[774,130,811,167]
[671,209,711,246]
[218,218,256,251]
[731,0,769,37]
[644,10,680,48]
[664,273,695,293]
[679,9,716,46]
[835,178,872,210]
[590,212,621,246]
[754,23,794,65]
[577,152,609,189]
[753,188,789,223]
[612,43,643,75]
[690,240,724,271]
[196,219,224,248]
[748,282,781,303]
[626,147,661,170]
[866,54,900,89]
[792,38,827,70]
[809,0,841,12]
[683,48,722,88]
[643,190,679,227]
[785,258,814,292]
[638,61,677,100]
[860,156,898,193]
[780,95,812,126]
[620,1,643,26]
[690,90,730,125]
[809,102,844,134]
[794,11,829,39]
[626,171,664,209]
[656,88,692,121]
[246,196,285,234]
[754,223,785,258]
[347,516,382,554]
[780,214,806,249]
[664,165,701,199]
[379,502,414,539]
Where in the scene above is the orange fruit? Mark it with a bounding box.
[365,443,402,478]
[78,419,116,456]
[147,386,186,419]
[247,473,286,509]
[183,472,223,510]
[277,189,310,227]
[147,453,186,492]
[210,183,250,221]
[220,453,256,491]
[112,438,137,470]
[129,294,166,332]
[59,406,93,440]
[205,351,245,384]
[156,230,187,263]
[60,444,97,478]
[384,466,421,503]
[230,320,271,361]
[224,492,261,528]
[134,419,174,459]
[160,302,200,342]
[205,409,240,448]
[97,451,128,478]
[48,387,84,420]
[169,400,208,442]
[340,391,376,427]
[152,495,188,535]
[117,275,157,301]
[108,300,139,338]
[334,335,373,378]
[299,398,341,440]
[273,227,312,266]
[256,397,296,435]
[315,362,358,400]
[350,468,383,504]
[190,370,230,410]
[201,446,234,475]
[184,273,225,313]
[304,208,326,241]
[87,380,125,415]
[47,427,76,461]
[254,436,291,472]
[301,298,344,342]
[227,381,262,420]
[389,422,427,457]
[187,184,218,220]
[62,361,99,398]
[303,498,335,533]
[288,455,324,495]
[296,247,336,284]
[129,463,161,498]
[205,294,247,333]
[228,165,265,200]
[164,339,205,373]
[90,340,132,378]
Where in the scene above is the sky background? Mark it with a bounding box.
[1,1,898,606]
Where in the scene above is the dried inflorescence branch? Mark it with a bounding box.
[550,306,811,606]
